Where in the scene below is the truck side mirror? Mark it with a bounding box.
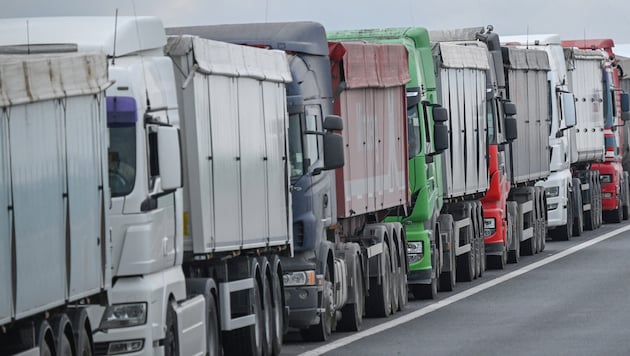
[157,126,183,191]
[562,92,577,127]
[323,115,343,131]
[504,116,518,142]
[621,92,630,122]
[433,123,449,152]
[432,106,448,123]
[323,133,344,170]
[503,101,517,116]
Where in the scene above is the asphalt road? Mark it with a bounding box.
[281,221,630,356]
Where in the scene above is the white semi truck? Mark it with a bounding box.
[0,16,301,356]
[0,52,112,355]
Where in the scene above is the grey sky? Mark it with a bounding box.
[2,0,629,45]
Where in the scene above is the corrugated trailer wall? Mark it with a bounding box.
[329,42,410,218]
[564,48,606,163]
[504,47,551,184]
[166,36,293,254]
[0,53,109,323]
[434,42,490,199]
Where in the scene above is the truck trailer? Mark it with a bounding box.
[0,16,301,356]
[0,52,111,355]
[167,22,411,340]
[562,40,630,224]
[327,28,449,299]
[428,27,552,272]
[502,34,599,240]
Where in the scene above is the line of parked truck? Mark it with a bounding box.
[0,15,628,356]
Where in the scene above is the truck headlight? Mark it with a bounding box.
[283,271,316,286]
[407,242,424,263]
[484,218,496,237]
[545,186,560,198]
[99,303,147,329]
[601,174,612,184]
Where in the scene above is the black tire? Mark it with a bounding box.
[389,244,400,314]
[164,303,179,356]
[206,293,220,356]
[607,199,623,223]
[337,258,364,331]
[477,204,485,278]
[552,189,572,241]
[456,222,475,282]
[224,276,264,355]
[411,278,437,300]
[40,341,53,356]
[439,231,456,292]
[572,178,584,237]
[397,248,408,311]
[487,241,507,270]
[69,309,93,356]
[300,267,333,341]
[507,203,520,264]
[51,314,74,356]
[37,320,54,356]
[411,244,438,300]
[366,247,392,317]
[260,267,273,356]
[270,270,284,356]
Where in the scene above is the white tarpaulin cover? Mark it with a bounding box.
[505,47,551,71]
[0,52,109,107]
[166,35,291,83]
[437,42,490,70]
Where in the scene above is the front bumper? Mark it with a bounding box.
[537,171,571,228]
[284,285,322,328]
[484,241,504,256]
[93,267,187,356]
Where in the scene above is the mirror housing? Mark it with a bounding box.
[621,92,630,122]
[432,106,448,123]
[504,116,518,142]
[503,101,517,116]
[323,133,344,170]
[157,126,182,191]
[562,93,577,128]
[323,115,343,131]
[433,123,449,153]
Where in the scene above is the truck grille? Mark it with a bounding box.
[293,222,304,247]
[94,342,109,356]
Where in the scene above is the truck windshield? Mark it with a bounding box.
[288,113,305,177]
[107,96,137,197]
[407,105,421,158]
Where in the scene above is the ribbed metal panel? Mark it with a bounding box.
[565,48,606,163]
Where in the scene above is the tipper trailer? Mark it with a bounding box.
[502,34,599,240]
[167,22,411,340]
[0,16,301,356]
[327,27,455,299]
[429,27,551,272]
[0,52,111,355]
[562,40,630,224]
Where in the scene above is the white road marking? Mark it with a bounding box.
[298,224,630,356]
